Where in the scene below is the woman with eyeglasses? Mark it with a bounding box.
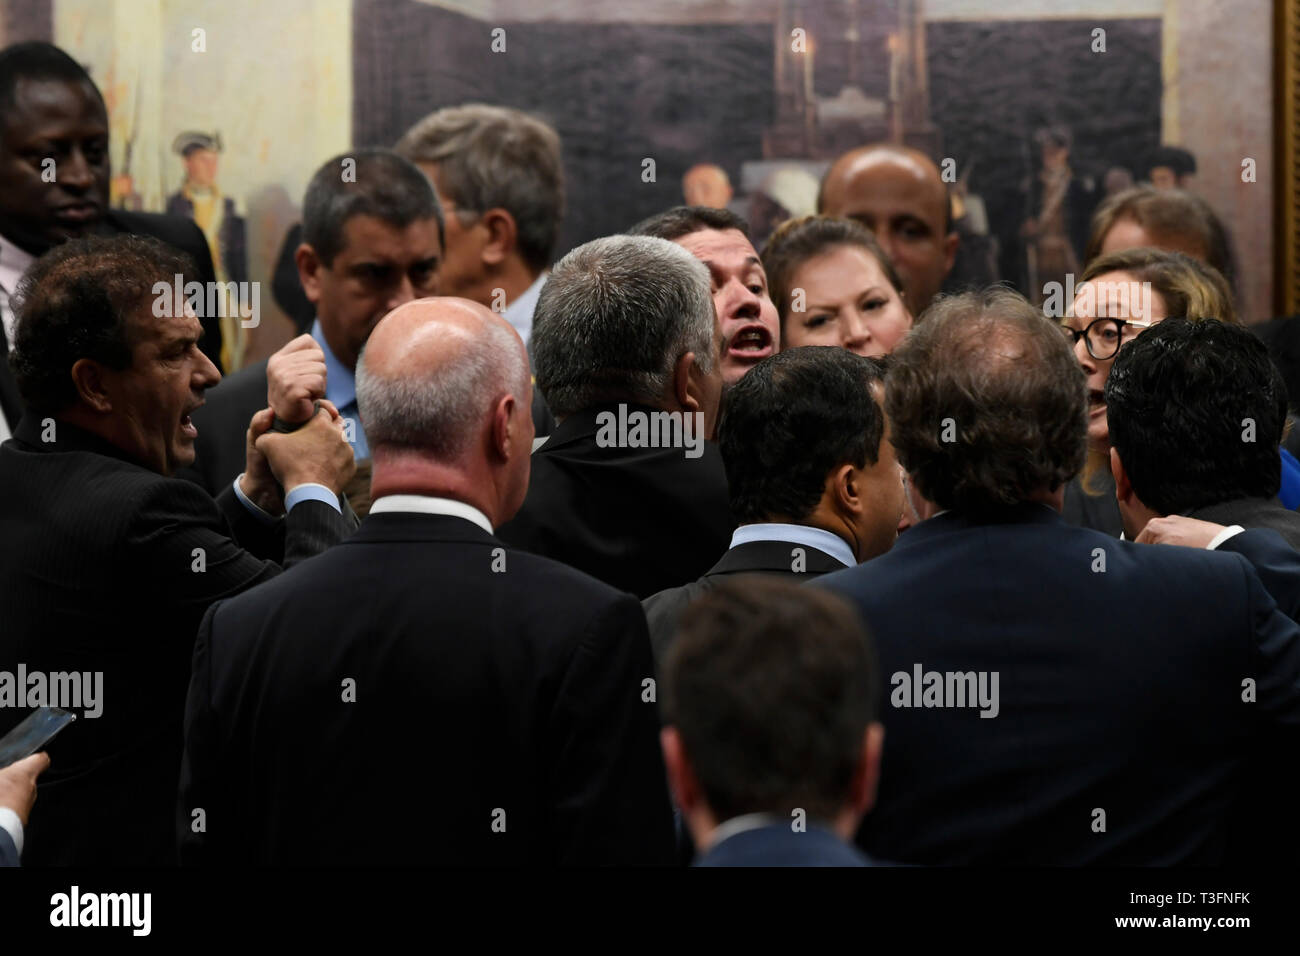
[1060,246,1251,535]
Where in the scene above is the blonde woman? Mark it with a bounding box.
[1059,246,1271,534]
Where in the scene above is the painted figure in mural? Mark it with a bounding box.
[166,131,248,370]
[1019,125,1097,306]
[682,163,733,209]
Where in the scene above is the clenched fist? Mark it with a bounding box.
[267,334,328,424]
[255,401,356,496]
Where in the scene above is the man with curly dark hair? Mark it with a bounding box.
[0,234,355,866]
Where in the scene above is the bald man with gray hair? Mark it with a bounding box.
[497,235,736,599]
[179,297,676,866]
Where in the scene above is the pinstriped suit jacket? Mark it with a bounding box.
[0,413,354,865]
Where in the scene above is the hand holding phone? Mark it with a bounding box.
[0,706,76,769]
[0,752,50,826]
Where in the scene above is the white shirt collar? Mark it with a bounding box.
[707,812,786,851]
[0,232,36,347]
[502,272,547,345]
[368,494,493,534]
[729,522,855,568]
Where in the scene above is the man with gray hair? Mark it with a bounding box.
[397,104,563,435]
[396,103,562,348]
[496,235,734,599]
[179,297,676,866]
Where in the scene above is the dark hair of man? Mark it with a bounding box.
[761,215,907,329]
[661,577,877,825]
[1105,317,1287,514]
[1084,185,1234,292]
[10,235,192,414]
[301,147,444,267]
[0,42,101,122]
[719,346,886,524]
[627,204,751,242]
[887,287,1086,513]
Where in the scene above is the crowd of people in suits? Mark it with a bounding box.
[2,40,1300,868]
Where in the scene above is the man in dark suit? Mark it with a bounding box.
[496,235,733,599]
[179,297,675,865]
[0,235,356,865]
[643,346,903,664]
[814,288,1300,865]
[180,149,443,517]
[0,752,48,867]
[0,42,222,436]
[661,578,883,867]
[1108,317,1300,549]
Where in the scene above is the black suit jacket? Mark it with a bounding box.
[1187,497,1300,551]
[1217,528,1300,621]
[178,511,676,865]
[497,403,735,599]
[0,827,17,867]
[642,538,849,666]
[815,503,1300,865]
[104,209,223,372]
[0,415,353,865]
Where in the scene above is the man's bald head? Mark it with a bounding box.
[683,163,733,209]
[358,297,529,461]
[818,144,958,315]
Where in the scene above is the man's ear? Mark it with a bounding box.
[1110,446,1133,504]
[673,351,701,413]
[479,208,518,267]
[832,462,862,516]
[491,394,517,460]
[70,358,113,413]
[849,723,885,817]
[660,726,701,816]
[295,244,324,305]
[942,230,960,273]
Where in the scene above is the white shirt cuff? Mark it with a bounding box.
[0,806,24,858]
[1206,525,1247,550]
[232,474,279,526]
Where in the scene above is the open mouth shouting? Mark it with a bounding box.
[725,323,776,366]
[181,402,202,439]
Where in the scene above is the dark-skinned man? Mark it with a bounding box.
[0,41,222,442]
